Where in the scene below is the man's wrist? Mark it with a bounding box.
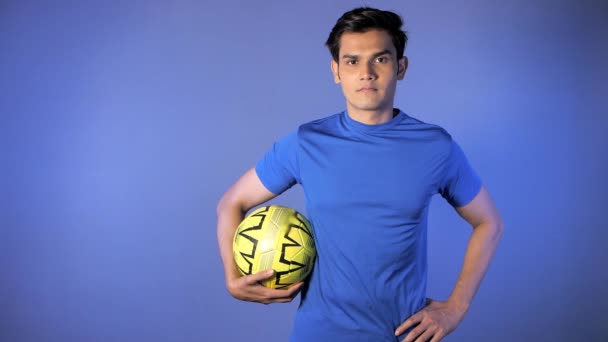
[224,266,241,285]
[446,297,470,314]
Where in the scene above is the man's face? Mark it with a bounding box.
[331,29,407,114]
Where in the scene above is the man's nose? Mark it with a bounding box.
[359,63,376,80]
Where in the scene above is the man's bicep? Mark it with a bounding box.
[219,167,278,213]
[454,185,502,228]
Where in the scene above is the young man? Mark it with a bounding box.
[217,7,503,342]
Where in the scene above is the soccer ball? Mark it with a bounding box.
[233,205,316,289]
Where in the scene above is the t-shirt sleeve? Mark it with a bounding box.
[254,129,301,195]
[438,138,483,208]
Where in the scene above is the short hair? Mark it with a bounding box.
[325,7,408,62]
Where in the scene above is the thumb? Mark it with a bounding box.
[248,269,275,284]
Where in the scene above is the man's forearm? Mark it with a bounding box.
[447,222,503,312]
[216,201,246,284]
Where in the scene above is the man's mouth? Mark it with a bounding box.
[358,87,377,92]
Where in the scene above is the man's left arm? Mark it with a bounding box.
[396,185,504,342]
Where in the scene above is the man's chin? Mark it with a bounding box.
[349,102,386,112]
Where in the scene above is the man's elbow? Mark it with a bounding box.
[475,216,504,240]
[216,192,232,217]
[217,194,231,217]
[489,217,504,240]
[216,191,244,218]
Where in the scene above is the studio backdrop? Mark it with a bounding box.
[1,1,606,341]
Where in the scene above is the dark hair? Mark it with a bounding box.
[325,7,408,62]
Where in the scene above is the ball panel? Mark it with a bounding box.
[232,206,270,276]
[259,249,275,272]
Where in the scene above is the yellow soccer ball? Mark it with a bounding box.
[233,205,316,289]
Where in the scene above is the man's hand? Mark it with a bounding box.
[226,269,304,304]
[395,298,467,342]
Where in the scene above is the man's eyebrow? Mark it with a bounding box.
[341,50,392,60]
[371,50,392,58]
[341,54,359,59]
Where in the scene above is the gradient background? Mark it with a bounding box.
[2,1,607,341]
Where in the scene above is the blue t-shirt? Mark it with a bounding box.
[255,109,482,341]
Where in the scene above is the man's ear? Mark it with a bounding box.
[331,60,341,84]
[397,56,408,80]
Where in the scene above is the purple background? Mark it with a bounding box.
[1,1,607,341]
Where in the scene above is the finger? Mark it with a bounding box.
[284,282,304,297]
[429,330,445,342]
[270,297,294,303]
[264,282,304,300]
[259,293,297,304]
[395,314,423,336]
[402,323,427,342]
[246,269,275,284]
[413,328,434,342]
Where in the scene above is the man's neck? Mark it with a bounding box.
[346,107,398,125]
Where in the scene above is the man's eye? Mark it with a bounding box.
[346,60,357,65]
[375,57,387,63]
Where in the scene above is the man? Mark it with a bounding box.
[217,7,503,342]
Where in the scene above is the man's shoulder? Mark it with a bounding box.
[297,111,342,131]
[402,112,450,134]
[398,112,455,145]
